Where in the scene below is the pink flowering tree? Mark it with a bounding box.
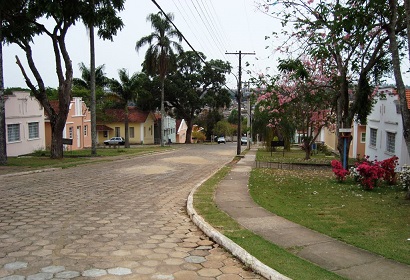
[256,57,335,159]
[256,0,393,165]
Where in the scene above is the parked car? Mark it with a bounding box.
[241,136,248,145]
[217,136,226,144]
[104,137,125,145]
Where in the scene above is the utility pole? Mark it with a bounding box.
[226,50,255,156]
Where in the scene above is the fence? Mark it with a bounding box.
[255,160,330,170]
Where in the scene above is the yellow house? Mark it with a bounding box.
[98,107,156,145]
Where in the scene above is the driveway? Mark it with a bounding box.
[0,144,263,279]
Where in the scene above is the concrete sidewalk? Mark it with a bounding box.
[211,147,410,280]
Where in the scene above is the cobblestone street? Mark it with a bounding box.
[0,144,263,279]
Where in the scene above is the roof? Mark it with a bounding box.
[385,88,410,109]
[96,125,113,131]
[176,119,182,131]
[105,107,152,123]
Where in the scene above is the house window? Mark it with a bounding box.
[103,131,108,137]
[69,127,73,139]
[28,122,39,139]
[360,132,366,143]
[115,127,120,137]
[7,124,20,142]
[370,128,377,147]
[130,127,135,138]
[84,125,88,136]
[386,132,396,154]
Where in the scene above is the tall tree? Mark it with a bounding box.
[72,62,108,107]
[108,69,140,148]
[80,0,124,156]
[2,1,123,159]
[0,7,5,165]
[381,0,410,198]
[166,51,231,143]
[135,12,183,146]
[259,0,392,163]
[73,62,108,91]
[257,57,335,160]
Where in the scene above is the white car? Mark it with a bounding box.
[217,136,226,144]
[104,137,125,145]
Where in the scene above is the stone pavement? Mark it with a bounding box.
[0,144,264,280]
[212,147,410,280]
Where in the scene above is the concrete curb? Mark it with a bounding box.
[187,174,291,280]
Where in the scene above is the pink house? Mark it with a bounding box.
[176,119,188,143]
[5,91,45,156]
[45,97,91,150]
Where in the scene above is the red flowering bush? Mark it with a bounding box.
[355,159,384,190]
[353,156,398,190]
[331,160,349,181]
[380,156,399,184]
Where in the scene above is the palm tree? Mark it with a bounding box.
[73,62,108,90]
[135,12,183,146]
[109,69,139,148]
[80,0,125,156]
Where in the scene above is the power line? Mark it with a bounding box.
[171,0,207,53]
[150,0,207,65]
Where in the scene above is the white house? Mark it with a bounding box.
[164,115,176,143]
[365,87,410,168]
[5,91,45,156]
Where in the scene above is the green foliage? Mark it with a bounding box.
[191,130,206,142]
[108,68,140,105]
[135,12,183,78]
[227,109,239,124]
[166,51,231,141]
[73,62,109,90]
[213,120,233,137]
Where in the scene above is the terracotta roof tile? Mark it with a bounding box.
[105,108,150,123]
[96,125,113,131]
[391,88,410,109]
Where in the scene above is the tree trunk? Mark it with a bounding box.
[303,138,311,160]
[124,105,130,148]
[386,0,410,199]
[335,67,352,163]
[0,13,7,165]
[185,118,193,144]
[49,110,68,159]
[160,77,165,147]
[90,24,97,155]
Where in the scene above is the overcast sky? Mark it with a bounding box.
[2,0,407,90]
[3,0,283,89]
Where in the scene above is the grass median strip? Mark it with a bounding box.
[6,146,172,169]
[193,165,346,280]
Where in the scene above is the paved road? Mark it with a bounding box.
[0,144,263,280]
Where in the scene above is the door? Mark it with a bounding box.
[77,126,81,148]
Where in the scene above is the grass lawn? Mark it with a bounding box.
[256,146,358,165]
[249,165,410,265]
[5,146,172,169]
[194,166,346,280]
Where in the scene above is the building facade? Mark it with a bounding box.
[5,91,45,156]
[365,87,410,168]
